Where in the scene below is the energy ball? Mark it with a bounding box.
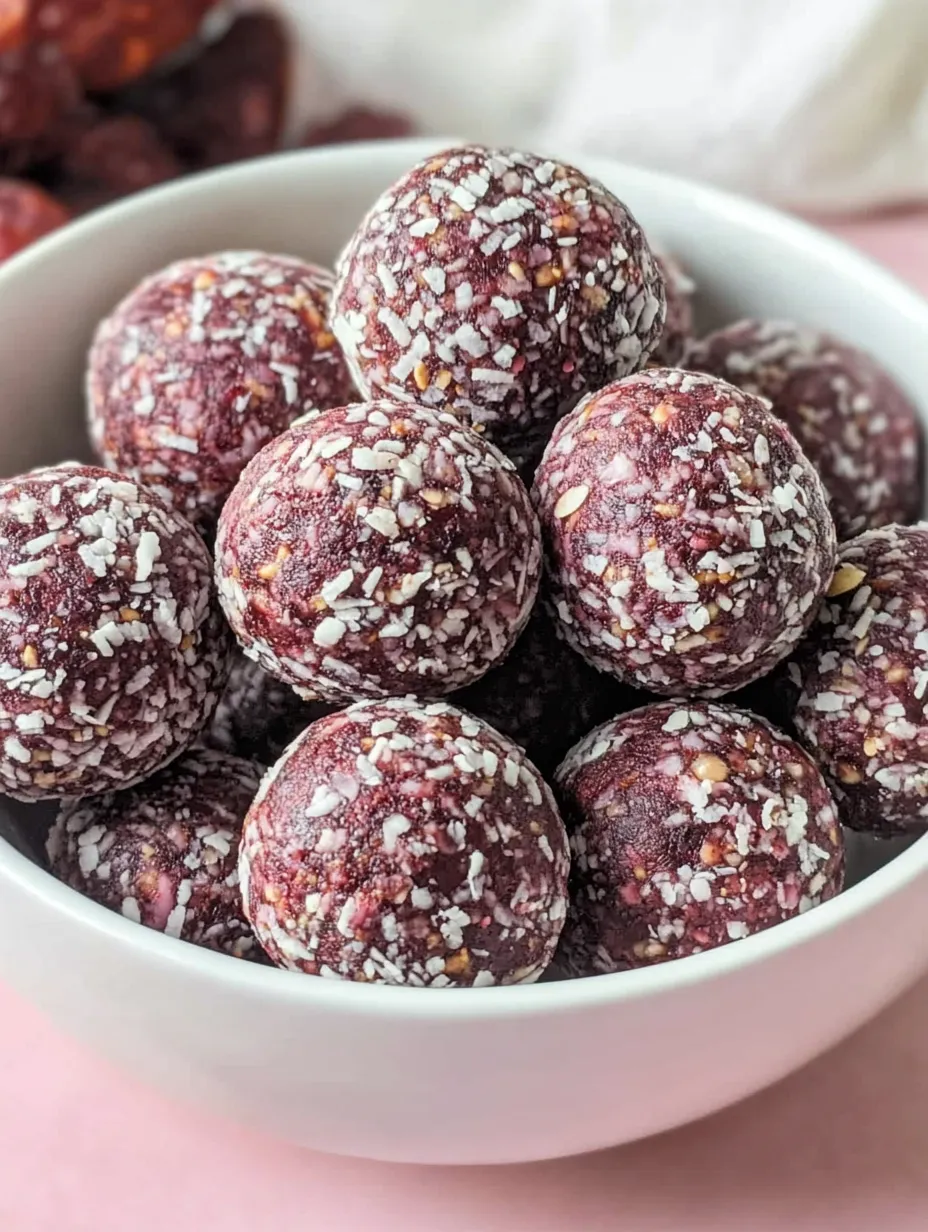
[122,12,289,171]
[0,177,69,261]
[793,524,928,836]
[215,400,542,703]
[454,607,635,775]
[303,106,415,148]
[62,115,181,196]
[46,747,260,958]
[0,43,80,160]
[648,251,695,368]
[686,320,922,540]
[87,251,355,524]
[332,144,665,443]
[240,697,570,985]
[204,651,332,767]
[18,0,219,91]
[533,368,836,696]
[0,463,230,801]
[555,701,844,974]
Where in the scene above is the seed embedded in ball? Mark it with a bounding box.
[239,696,570,986]
[793,524,928,836]
[47,747,261,958]
[0,463,230,801]
[554,701,844,974]
[86,250,355,524]
[533,368,837,697]
[332,144,666,443]
[685,319,923,539]
[215,400,542,703]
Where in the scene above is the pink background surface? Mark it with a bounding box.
[3,212,928,1231]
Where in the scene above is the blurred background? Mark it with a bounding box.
[4,0,928,264]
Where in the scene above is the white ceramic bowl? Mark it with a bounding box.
[1,140,927,1167]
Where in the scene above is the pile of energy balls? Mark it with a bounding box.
[0,1,411,265]
[1,140,924,988]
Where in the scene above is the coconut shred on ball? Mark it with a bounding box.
[332,144,665,442]
[239,697,570,985]
[686,320,922,540]
[555,701,844,974]
[793,524,928,836]
[215,400,542,703]
[47,748,261,958]
[0,463,230,801]
[86,251,355,523]
[533,368,836,696]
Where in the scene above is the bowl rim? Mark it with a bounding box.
[3,138,928,1020]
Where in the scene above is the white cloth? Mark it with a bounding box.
[261,0,928,213]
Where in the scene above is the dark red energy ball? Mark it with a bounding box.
[555,701,844,973]
[0,41,79,154]
[453,606,637,775]
[47,747,261,957]
[332,144,665,443]
[686,319,923,540]
[303,106,414,148]
[215,400,542,704]
[0,463,230,801]
[87,251,354,523]
[794,524,928,836]
[120,13,289,171]
[203,651,333,767]
[0,176,69,260]
[62,114,181,194]
[18,0,219,91]
[533,368,836,696]
[240,697,570,985]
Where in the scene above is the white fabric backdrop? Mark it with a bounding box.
[257,0,928,213]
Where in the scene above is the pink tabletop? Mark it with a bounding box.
[4,211,928,1232]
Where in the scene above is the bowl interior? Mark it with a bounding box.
[0,138,927,993]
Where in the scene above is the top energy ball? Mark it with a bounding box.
[332,145,666,443]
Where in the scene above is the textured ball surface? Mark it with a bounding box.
[204,651,333,767]
[47,748,261,957]
[240,696,570,985]
[533,368,836,696]
[453,607,636,775]
[87,251,355,523]
[332,144,665,442]
[555,701,844,973]
[0,463,230,800]
[0,176,69,260]
[793,524,928,835]
[686,319,922,540]
[648,252,695,368]
[215,400,542,703]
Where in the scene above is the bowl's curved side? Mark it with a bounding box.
[1,832,927,1164]
[2,141,928,1163]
